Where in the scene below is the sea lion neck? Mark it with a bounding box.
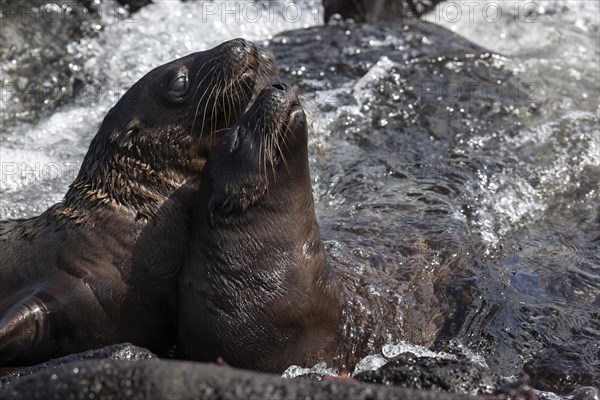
[62,120,203,222]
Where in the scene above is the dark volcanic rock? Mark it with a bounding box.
[0,343,156,386]
[269,20,530,152]
[353,353,499,395]
[524,339,600,395]
[0,0,98,127]
[0,357,487,400]
[570,386,600,400]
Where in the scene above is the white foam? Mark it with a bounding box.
[352,354,388,375]
[281,361,339,379]
[381,341,457,361]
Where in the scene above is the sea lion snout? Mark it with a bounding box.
[223,38,252,56]
[219,38,277,86]
[270,83,305,127]
[219,38,256,73]
[219,82,306,178]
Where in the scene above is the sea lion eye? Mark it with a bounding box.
[164,71,190,103]
[170,74,189,95]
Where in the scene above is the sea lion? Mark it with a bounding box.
[0,38,277,367]
[178,83,342,373]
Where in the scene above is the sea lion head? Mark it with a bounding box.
[65,39,277,217]
[105,39,276,162]
[206,82,313,218]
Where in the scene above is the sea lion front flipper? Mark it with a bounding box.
[0,293,59,366]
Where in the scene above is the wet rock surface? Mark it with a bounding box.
[0,343,156,386]
[353,353,499,395]
[0,346,486,400]
[523,340,600,395]
[268,18,599,392]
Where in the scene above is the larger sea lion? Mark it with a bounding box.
[0,39,277,367]
[179,83,342,373]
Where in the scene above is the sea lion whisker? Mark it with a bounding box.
[210,127,230,136]
[264,118,274,181]
[262,59,280,81]
[199,80,220,141]
[275,124,291,177]
[223,83,232,124]
[212,86,221,130]
[298,95,326,164]
[187,58,214,122]
[225,83,235,125]
[191,67,219,138]
[256,116,264,181]
[209,72,222,136]
[190,62,218,106]
[259,128,266,182]
[269,143,277,181]
[271,134,282,180]
[210,82,224,136]
[256,68,271,91]
[245,101,263,129]
[190,57,218,101]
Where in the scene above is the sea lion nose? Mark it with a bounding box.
[272,83,289,91]
[229,38,252,56]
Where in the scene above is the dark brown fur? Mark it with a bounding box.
[179,83,342,373]
[0,39,277,367]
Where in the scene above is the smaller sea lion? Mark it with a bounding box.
[179,83,343,373]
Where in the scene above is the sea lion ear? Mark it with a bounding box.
[117,127,138,150]
[206,189,239,227]
[207,193,223,228]
[207,181,266,226]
